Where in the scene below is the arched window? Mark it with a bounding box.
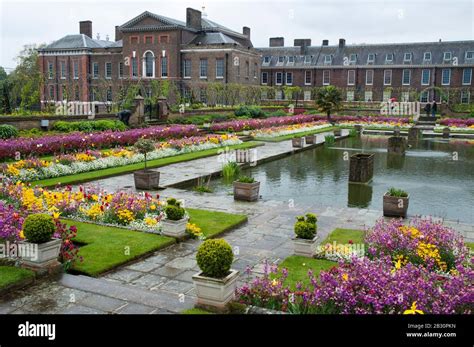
[143,51,155,78]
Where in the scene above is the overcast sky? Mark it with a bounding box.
[0,0,473,70]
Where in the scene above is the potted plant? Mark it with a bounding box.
[161,198,188,238]
[292,213,318,257]
[20,214,62,268]
[133,138,160,190]
[305,134,317,144]
[292,137,305,148]
[383,187,409,218]
[192,239,239,311]
[233,176,260,202]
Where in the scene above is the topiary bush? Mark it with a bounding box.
[294,213,318,240]
[196,239,234,278]
[235,106,265,119]
[52,120,127,133]
[0,125,19,139]
[23,214,56,243]
[164,197,185,220]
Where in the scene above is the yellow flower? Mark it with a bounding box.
[342,273,349,281]
[19,230,25,239]
[91,194,99,202]
[150,204,156,211]
[403,301,424,315]
[52,212,61,219]
[144,217,158,226]
[271,279,279,286]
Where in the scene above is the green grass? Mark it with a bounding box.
[181,308,213,314]
[276,256,337,289]
[320,228,365,245]
[0,266,35,290]
[187,208,248,238]
[32,141,263,188]
[64,219,176,277]
[466,242,474,251]
[254,126,337,142]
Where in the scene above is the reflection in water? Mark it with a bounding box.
[203,136,474,223]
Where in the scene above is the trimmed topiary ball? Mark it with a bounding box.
[165,205,185,221]
[294,214,317,239]
[23,214,55,243]
[196,239,234,278]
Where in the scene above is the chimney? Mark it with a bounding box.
[294,39,311,54]
[322,39,329,46]
[115,26,123,42]
[269,37,284,47]
[338,38,346,48]
[186,8,202,31]
[243,26,251,39]
[79,20,92,38]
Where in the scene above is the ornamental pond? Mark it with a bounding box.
[199,135,474,224]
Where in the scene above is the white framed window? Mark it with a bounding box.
[261,72,268,85]
[143,51,155,78]
[347,70,355,85]
[383,90,391,101]
[183,59,191,78]
[48,62,54,79]
[324,55,332,65]
[349,54,357,64]
[420,91,429,103]
[364,91,373,102]
[421,69,430,85]
[49,85,54,100]
[106,87,112,102]
[199,89,207,104]
[462,68,472,85]
[461,90,470,104]
[263,56,271,65]
[403,53,412,62]
[92,62,99,78]
[73,61,79,80]
[365,70,373,85]
[216,58,224,79]
[346,90,354,102]
[323,70,330,85]
[275,72,283,85]
[442,68,451,85]
[401,91,410,102]
[286,72,293,85]
[443,52,452,61]
[275,90,283,100]
[303,90,311,101]
[304,55,312,64]
[465,51,474,60]
[161,56,168,78]
[304,70,312,85]
[60,61,66,79]
[383,70,392,85]
[118,62,124,79]
[385,53,394,63]
[402,69,411,85]
[200,59,208,78]
[277,56,284,65]
[131,57,138,78]
[287,56,295,65]
[423,52,431,62]
[105,62,112,79]
[367,53,375,64]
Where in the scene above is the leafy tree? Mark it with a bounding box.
[315,85,343,124]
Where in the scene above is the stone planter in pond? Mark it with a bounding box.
[161,217,189,238]
[192,269,239,310]
[305,134,317,144]
[349,153,374,183]
[442,127,450,138]
[20,238,62,268]
[233,181,260,202]
[333,128,342,136]
[383,193,409,218]
[408,127,421,141]
[387,136,407,155]
[292,137,305,148]
[292,236,319,257]
[134,169,160,190]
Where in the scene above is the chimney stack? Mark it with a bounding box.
[322,39,329,46]
[269,37,284,47]
[243,26,251,39]
[115,26,123,42]
[79,20,92,38]
[186,8,202,31]
[294,39,311,54]
[338,38,346,48]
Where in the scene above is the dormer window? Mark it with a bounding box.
[304,55,312,64]
[277,56,284,65]
[367,53,375,64]
[287,56,295,65]
[423,52,431,62]
[443,52,452,61]
[385,53,394,63]
[263,56,271,64]
[404,53,412,62]
[465,51,474,60]
[349,54,357,64]
[324,55,332,64]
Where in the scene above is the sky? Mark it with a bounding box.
[0,0,473,71]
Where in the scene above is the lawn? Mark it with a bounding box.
[320,228,365,245]
[64,219,176,277]
[187,208,248,238]
[32,141,263,188]
[467,242,474,252]
[253,126,337,142]
[0,266,35,290]
[181,308,213,314]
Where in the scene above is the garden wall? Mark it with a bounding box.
[0,114,118,131]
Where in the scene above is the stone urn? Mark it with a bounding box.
[134,169,160,190]
[383,193,410,218]
[292,137,305,148]
[192,270,239,310]
[305,134,317,144]
[20,238,62,268]
[292,236,319,257]
[233,181,260,202]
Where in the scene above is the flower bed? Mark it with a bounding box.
[0,124,199,161]
[251,122,333,138]
[438,118,474,128]
[2,135,241,182]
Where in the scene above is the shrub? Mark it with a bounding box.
[265,109,287,117]
[0,125,19,139]
[23,214,55,243]
[52,120,127,133]
[324,134,335,146]
[164,198,185,220]
[222,162,241,182]
[294,213,317,239]
[235,106,265,118]
[196,239,234,278]
[237,176,255,183]
[387,187,408,197]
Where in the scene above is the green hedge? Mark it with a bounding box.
[0,125,19,139]
[52,120,127,133]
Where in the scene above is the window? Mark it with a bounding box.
[261,72,268,85]
[346,90,354,102]
[159,36,169,44]
[423,52,431,61]
[216,59,224,79]
[385,53,394,63]
[305,70,312,85]
[421,69,430,85]
[105,62,112,79]
[144,52,154,77]
[383,90,391,101]
[48,62,54,79]
[131,57,138,77]
[420,91,429,103]
[287,56,295,65]
[263,56,271,65]
[462,68,472,85]
[130,36,139,44]
[200,59,208,78]
[49,85,54,100]
[182,88,191,101]
[304,55,311,64]
[304,91,311,101]
[161,56,168,78]
[74,87,80,101]
[367,53,375,64]
[401,92,410,102]
[106,87,112,102]
[60,61,66,79]
[62,85,67,100]
[144,36,153,44]
[364,91,373,102]
[349,54,357,64]
[403,53,412,62]
[443,52,452,61]
[275,72,283,85]
[93,62,99,78]
[118,62,124,78]
[466,51,474,60]
[277,56,284,65]
[347,70,355,85]
[199,89,207,104]
[73,61,79,80]
[275,90,283,100]
[286,72,293,85]
[254,63,258,78]
[442,68,451,85]
[183,59,191,78]
[383,70,392,85]
[402,69,411,85]
[261,90,267,100]
[324,55,332,64]
[365,70,373,85]
[323,70,330,85]
[245,61,249,77]
[461,91,470,104]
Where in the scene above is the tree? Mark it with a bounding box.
[315,85,343,124]
[0,67,11,114]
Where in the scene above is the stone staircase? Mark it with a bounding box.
[415,116,437,130]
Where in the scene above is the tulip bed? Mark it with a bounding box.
[250,122,335,141]
[237,219,473,314]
